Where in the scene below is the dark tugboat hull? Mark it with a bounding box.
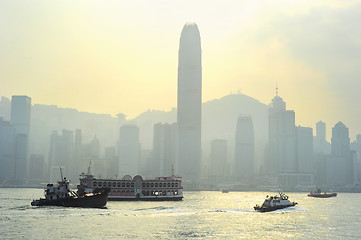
[31,189,109,208]
[254,203,297,212]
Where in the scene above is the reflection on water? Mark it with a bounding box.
[1,189,360,239]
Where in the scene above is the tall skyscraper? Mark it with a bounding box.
[315,121,328,154]
[118,125,140,177]
[177,23,202,181]
[234,115,254,179]
[0,121,15,182]
[331,122,350,157]
[11,95,31,183]
[152,123,177,177]
[296,126,313,173]
[209,139,227,183]
[327,122,352,185]
[267,89,297,174]
[48,129,74,182]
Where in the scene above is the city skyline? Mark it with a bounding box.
[1,0,361,139]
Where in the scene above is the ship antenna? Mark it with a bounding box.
[172,164,175,177]
[88,161,92,175]
[60,167,64,181]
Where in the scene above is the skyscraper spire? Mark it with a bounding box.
[276,83,278,97]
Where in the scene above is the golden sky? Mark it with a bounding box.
[1,0,360,139]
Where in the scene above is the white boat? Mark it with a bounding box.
[254,192,297,212]
[308,188,337,198]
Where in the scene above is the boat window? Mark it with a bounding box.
[175,183,178,188]
[112,182,116,187]
[108,182,111,187]
[93,182,97,187]
[103,182,107,187]
[122,183,125,187]
[167,183,170,187]
[131,183,134,187]
[155,183,158,187]
[151,183,154,187]
[142,183,145,187]
[117,182,121,187]
[171,183,174,188]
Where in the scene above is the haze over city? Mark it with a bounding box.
[1,0,361,139]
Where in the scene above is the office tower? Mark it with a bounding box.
[330,121,352,185]
[267,89,297,174]
[177,23,202,180]
[72,129,83,181]
[209,139,227,182]
[48,129,74,182]
[105,146,117,178]
[331,122,350,157]
[0,121,15,182]
[11,96,31,183]
[234,116,254,179]
[152,123,177,177]
[83,135,105,178]
[296,126,313,173]
[315,121,327,153]
[28,154,45,180]
[118,125,140,177]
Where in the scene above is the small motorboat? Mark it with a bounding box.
[254,192,297,212]
[31,173,109,208]
[308,188,337,198]
[221,188,229,193]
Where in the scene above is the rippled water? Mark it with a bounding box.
[1,188,360,239]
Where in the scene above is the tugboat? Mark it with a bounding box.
[31,169,109,208]
[308,188,337,198]
[254,192,297,212]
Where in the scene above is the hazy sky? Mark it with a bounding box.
[1,0,360,139]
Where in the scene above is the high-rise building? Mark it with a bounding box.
[72,129,83,181]
[11,96,31,183]
[296,126,313,173]
[208,139,227,183]
[0,121,15,182]
[105,146,117,178]
[331,122,350,157]
[28,154,45,180]
[330,121,352,185]
[234,115,254,179]
[118,125,140,177]
[177,23,202,181]
[267,89,297,174]
[152,123,177,177]
[48,129,74,182]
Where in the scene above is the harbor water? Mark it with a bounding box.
[1,188,360,239]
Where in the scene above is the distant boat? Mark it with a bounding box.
[221,188,229,193]
[308,188,337,198]
[254,192,297,212]
[31,171,109,208]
